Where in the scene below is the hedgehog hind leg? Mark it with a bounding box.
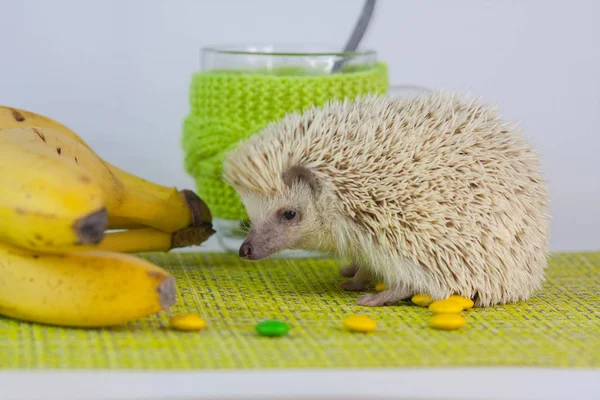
[357,284,412,307]
[340,266,370,292]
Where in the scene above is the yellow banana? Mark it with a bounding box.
[107,188,212,231]
[111,165,174,200]
[0,142,107,251]
[0,105,173,199]
[105,216,147,230]
[0,106,213,230]
[0,241,176,327]
[0,127,211,233]
[0,107,213,231]
[55,225,216,254]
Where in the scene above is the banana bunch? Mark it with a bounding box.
[0,105,215,327]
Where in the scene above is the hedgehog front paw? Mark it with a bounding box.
[339,263,359,277]
[340,277,367,292]
[357,288,410,307]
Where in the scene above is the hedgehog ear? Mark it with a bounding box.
[283,165,321,196]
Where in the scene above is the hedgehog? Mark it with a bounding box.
[222,92,550,307]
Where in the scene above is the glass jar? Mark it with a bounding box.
[202,44,378,75]
[182,44,426,256]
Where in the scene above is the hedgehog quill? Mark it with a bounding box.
[222,92,550,307]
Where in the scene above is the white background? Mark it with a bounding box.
[1,0,599,252]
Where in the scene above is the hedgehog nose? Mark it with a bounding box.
[239,241,254,259]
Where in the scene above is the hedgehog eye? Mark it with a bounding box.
[282,210,297,221]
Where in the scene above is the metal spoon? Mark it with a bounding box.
[331,0,377,73]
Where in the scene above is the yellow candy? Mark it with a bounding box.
[430,313,466,330]
[170,313,206,331]
[428,299,463,314]
[411,294,434,307]
[448,295,474,309]
[343,315,377,333]
[375,282,387,291]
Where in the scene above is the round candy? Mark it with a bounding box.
[448,295,474,309]
[375,282,387,292]
[430,313,466,330]
[343,315,377,333]
[411,294,434,307]
[170,313,206,331]
[255,320,290,337]
[428,299,463,314]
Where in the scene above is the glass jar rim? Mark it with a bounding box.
[202,43,376,57]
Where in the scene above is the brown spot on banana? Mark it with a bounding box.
[32,128,46,143]
[14,209,59,219]
[10,109,25,122]
[75,157,79,165]
[34,233,43,241]
[56,147,62,155]
[155,275,176,309]
[72,208,108,244]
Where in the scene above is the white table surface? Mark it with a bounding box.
[1,368,599,400]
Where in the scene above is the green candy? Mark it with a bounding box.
[255,320,289,337]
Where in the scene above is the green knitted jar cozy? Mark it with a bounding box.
[182,63,389,220]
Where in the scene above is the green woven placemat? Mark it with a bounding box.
[0,251,598,369]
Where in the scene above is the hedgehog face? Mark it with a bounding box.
[238,166,327,260]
